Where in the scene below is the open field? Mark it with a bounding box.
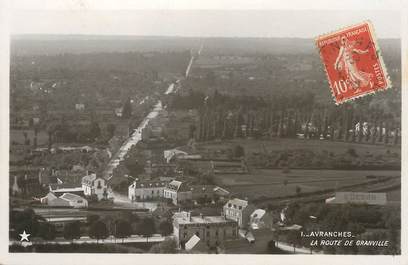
[214,168,400,201]
[198,138,400,157]
[199,138,400,202]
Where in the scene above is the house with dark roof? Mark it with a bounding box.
[190,185,230,203]
[163,180,192,205]
[223,198,256,228]
[128,180,168,201]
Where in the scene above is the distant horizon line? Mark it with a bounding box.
[10,34,401,40]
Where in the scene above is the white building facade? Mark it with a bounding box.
[173,211,238,249]
[223,198,256,228]
[128,180,168,201]
[163,180,192,205]
[81,173,108,200]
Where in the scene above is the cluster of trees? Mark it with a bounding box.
[246,147,400,170]
[171,42,401,146]
[10,208,56,240]
[10,208,174,244]
[186,90,401,146]
[27,148,110,174]
[83,213,173,243]
[10,174,48,198]
[45,119,107,144]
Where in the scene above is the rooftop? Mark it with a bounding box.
[189,184,216,192]
[49,183,82,191]
[60,192,86,202]
[129,180,168,189]
[82,173,100,184]
[166,180,190,192]
[185,235,201,251]
[225,198,249,209]
[174,212,235,225]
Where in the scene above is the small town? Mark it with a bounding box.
[8,9,401,255]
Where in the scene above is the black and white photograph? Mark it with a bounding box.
[1,0,406,263]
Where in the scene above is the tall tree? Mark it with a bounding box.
[122,97,132,119]
[38,222,56,240]
[136,218,156,242]
[106,123,116,138]
[158,220,173,236]
[89,121,101,140]
[114,219,132,243]
[89,220,109,243]
[63,221,81,242]
[11,208,44,239]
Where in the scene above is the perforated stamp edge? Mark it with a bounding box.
[315,20,392,105]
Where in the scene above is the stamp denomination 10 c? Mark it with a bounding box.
[316,21,391,104]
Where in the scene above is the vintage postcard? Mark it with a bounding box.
[0,1,406,265]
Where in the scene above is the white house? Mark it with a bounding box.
[59,193,88,208]
[128,180,168,201]
[49,183,84,197]
[223,198,256,228]
[75,103,85,111]
[41,192,88,208]
[41,192,70,207]
[81,173,108,200]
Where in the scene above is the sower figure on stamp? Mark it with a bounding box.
[334,36,373,91]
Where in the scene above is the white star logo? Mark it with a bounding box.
[19,230,31,242]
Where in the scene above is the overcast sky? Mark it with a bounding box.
[9,1,402,38]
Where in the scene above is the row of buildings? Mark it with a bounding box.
[39,172,111,208]
[128,179,230,205]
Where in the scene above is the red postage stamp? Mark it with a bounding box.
[316,21,391,104]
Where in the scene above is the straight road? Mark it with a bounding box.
[103,100,163,181]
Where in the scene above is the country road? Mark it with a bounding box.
[103,100,163,181]
[102,44,201,204]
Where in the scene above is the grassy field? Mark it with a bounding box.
[197,138,400,201]
[198,138,401,156]
[214,168,400,200]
